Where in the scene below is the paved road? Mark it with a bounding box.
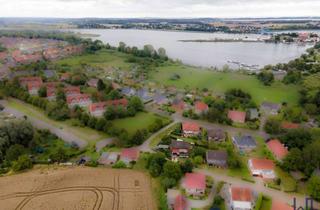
[196,168,320,209]
[0,100,88,149]
[95,138,115,152]
[187,183,215,209]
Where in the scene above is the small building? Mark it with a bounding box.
[267,139,288,161]
[171,98,186,112]
[60,73,71,81]
[228,110,246,123]
[46,87,56,101]
[272,70,287,81]
[121,87,136,97]
[19,76,43,88]
[43,70,56,79]
[182,122,200,137]
[229,187,254,210]
[232,135,257,151]
[120,148,139,165]
[136,88,153,103]
[173,195,187,210]
[67,94,92,108]
[89,98,128,117]
[153,93,169,105]
[170,140,191,159]
[87,78,99,88]
[98,152,119,165]
[248,158,276,179]
[206,150,228,168]
[167,189,180,209]
[27,82,42,95]
[207,128,226,142]
[271,201,293,210]
[248,108,259,120]
[260,102,281,115]
[182,173,206,197]
[194,101,209,115]
[64,86,81,96]
[281,122,300,130]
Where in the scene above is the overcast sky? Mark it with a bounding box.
[0,0,319,18]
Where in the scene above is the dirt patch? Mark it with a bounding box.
[0,166,156,210]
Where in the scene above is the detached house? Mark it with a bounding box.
[194,101,209,115]
[261,102,281,115]
[182,173,206,197]
[67,94,92,108]
[207,129,226,142]
[27,82,42,95]
[60,73,71,81]
[120,148,139,165]
[206,150,228,168]
[171,98,186,112]
[47,88,56,101]
[248,158,276,179]
[232,135,257,151]
[19,77,43,95]
[229,187,254,210]
[89,99,128,117]
[64,86,81,96]
[228,110,246,123]
[267,139,288,161]
[170,140,192,159]
[87,78,99,88]
[182,122,200,137]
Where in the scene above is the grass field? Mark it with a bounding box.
[7,98,109,143]
[150,63,300,105]
[112,112,170,135]
[260,196,272,210]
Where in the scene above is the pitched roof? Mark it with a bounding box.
[89,99,128,113]
[261,102,281,111]
[121,148,139,161]
[231,187,252,202]
[207,129,225,140]
[182,122,200,132]
[170,140,191,150]
[27,81,42,90]
[64,86,81,95]
[87,78,99,87]
[206,150,228,161]
[281,122,300,129]
[228,110,246,123]
[195,101,209,112]
[174,195,187,210]
[271,201,293,210]
[267,139,288,160]
[250,158,275,170]
[183,173,206,190]
[19,76,43,85]
[233,135,257,147]
[67,94,91,104]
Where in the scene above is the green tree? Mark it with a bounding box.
[49,147,68,163]
[38,86,47,97]
[307,175,320,201]
[12,155,33,171]
[162,161,182,181]
[257,71,274,86]
[5,144,26,162]
[264,117,282,134]
[97,79,106,91]
[181,159,194,173]
[128,96,144,112]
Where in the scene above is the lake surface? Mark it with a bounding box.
[72,29,314,69]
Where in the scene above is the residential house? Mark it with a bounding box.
[87,78,99,88]
[46,88,56,101]
[272,70,287,81]
[167,189,180,209]
[182,122,200,137]
[136,88,153,103]
[206,150,228,168]
[111,82,121,90]
[64,86,81,97]
[120,148,139,165]
[98,152,119,165]
[27,82,42,95]
[194,101,209,115]
[248,108,259,120]
[271,201,293,210]
[171,98,186,112]
[228,110,246,123]
[260,102,281,115]
[248,158,276,179]
[60,73,71,81]
[153,93,169,105]
[281,122,300,130]
[207,129,226,142]
[173,195,187,210]
[232,135,257,151]
[19,76,43,88]
[121,87,136,97]
[267,139,288,161]
[89,98,128,117]
[170,140,192,159]
[182,173,206,197]
[229,187,254,210]
[67,94,92,108]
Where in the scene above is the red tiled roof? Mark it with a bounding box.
[27,82,42,91]
[250,158,275,170]
[231,187,252,202]
[67,94,91,104]
[195,101,209,112]
[19,77,43,86]
[271,201,293,210]
[172,101,185,111]
[228,110,246,123]
[183,173,206,190]
[60,73,71,81]
[267,139,288,160]
[45,82,58,88]
[64,86,81,95]
[89,99,128,112]
[87,79,99,87]
[182,122,200,132]
[121,148,139,161]
[47,88,56,97]
[281,122,300,129]
[174,195,187,210]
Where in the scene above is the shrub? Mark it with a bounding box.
[12,155,33,172]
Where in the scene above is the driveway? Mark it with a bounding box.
[0,100,88,149]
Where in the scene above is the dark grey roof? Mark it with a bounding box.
[261,102,281,111]
[233,135,257,147]
[121,87,136,96]
[170,140,191,150]
[207,129,226,139]
[136,88,152,102]
[153,93,168,104]
[207,150,228,161]
[43,70,56,78]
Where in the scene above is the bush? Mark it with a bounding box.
[112,161,127,168]
[5,144,26,161]
[12,155,33,172]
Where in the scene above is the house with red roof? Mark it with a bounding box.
[120,148,139,165]
[228,110,246,123]
[248,158,276,179]
[46,87,56,101]
[173,195,187,210]
[182,122,200,137]
[27,82,42,95]
[229,187,254,210]
[87,78,99,88]
[64,86,81,97]
[194,101,209,115]
[271,201,293,210]
[89,98,128,117]
[19,77,43,88]
[0,52,7,61]
[67,94,92,108]
[267,139,288,161]
[60,73,71,81]
[171,98,186,112]
[281,122,300,130]
[182,173,206,197]
[170,140,192,160]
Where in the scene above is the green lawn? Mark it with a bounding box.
[260,196,272,210]
[150,63,300,105]
[7,98,109,143]
[149,122,179,148]
[275,167,297,192]
[112,112,169,136]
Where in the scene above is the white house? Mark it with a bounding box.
[248,158,276,179]
[229,186,254,210]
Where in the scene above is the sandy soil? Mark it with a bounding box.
[0,166,156,210]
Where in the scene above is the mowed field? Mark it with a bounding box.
[150,64,300,105]
[0,167,156,210]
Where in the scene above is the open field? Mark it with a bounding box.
[0,167,155,210]
[6,98,109,143]
[112,112,170,135]
[150,63,300,105]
